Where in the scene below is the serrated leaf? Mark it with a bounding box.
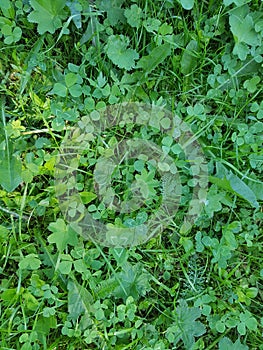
[105,35,139,70]
[166,299,206,347]
[28,0,67,34]
[136,44,171,74]
[143,17,161,33]
[112,263,151,301]
[124,4,142,28]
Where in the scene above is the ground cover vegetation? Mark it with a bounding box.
[0,0,262,349]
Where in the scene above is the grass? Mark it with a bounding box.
[0,0,262,349]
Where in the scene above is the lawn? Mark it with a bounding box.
[0,0,262,349]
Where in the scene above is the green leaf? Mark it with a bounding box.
[105,35,139,70]
[67,279,93,321]
[134,169,159,199]
[80,191,97,204]
[219,337,248,350]
[181,39,198,75]
[179,0,194,10]
[124,4,142,29]
[48,219,78,252]
[65,72,77,87]
[28,0,67,34]
[210,162,260,209]
[0,0,15,19]
[51,83,67,97]
[223,0,246,5]
[113,263,151,301]
[19,254,41,270]
[96,0,125,26]
[246,179,263,200]
[69,84,82,97]
[0,100,22,192]
[229,6,259,46]
[0,155,22,192]
[58,260,72,274]
[143,18,161,33]
[239,311,257,331]
[204,184,224,218]
[166,299,206,347]
[226,172,259,208]
[243,76,260,93]
[136,44,171,74]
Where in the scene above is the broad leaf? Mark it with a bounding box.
[219,337,248,350]
[210,163,259,208]
[67,279,93,321]
[229,6,259,46]
[181,39,198,75]
[105,35,139,70]
[0,155,22,192]
[96,0,125,26]
[48,218,78,252]
[226,172,259,209]
[136,44,171,74]
[113,263,151,301]
[166,299,206,347]
[124,4,142,28]
[28,0,67,34]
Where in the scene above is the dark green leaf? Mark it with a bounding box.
[181,39,198,75]
[136,44,171,74]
